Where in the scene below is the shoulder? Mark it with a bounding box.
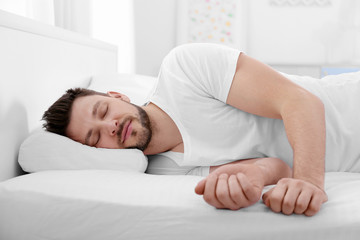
[167,43,238,56]
[162,43,241,68]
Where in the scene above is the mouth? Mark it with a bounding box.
[121,120,133,143]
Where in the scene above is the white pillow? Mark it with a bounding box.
[88,73,158,106]
[19,128,148,173]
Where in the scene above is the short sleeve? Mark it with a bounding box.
[161,43,241,103]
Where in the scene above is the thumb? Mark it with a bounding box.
[195,178,207,195]
[262,187,274,207]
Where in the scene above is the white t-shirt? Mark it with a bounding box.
[149,43,360,174]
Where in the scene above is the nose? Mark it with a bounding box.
[104,119,119,136]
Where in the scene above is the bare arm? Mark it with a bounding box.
[209,157,292,186]
[195,158,292,210]
[226,53,327,215]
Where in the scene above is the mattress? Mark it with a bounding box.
[0,171,359,240]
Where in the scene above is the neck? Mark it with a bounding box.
[141,103,182,155]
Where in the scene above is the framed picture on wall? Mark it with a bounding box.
[176,0,248,51]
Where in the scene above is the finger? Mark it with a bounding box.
[195,178,206,195]
[304,190,327,217]
[228,175,246,208]
[203,174,223,208]
[237,173,261,203]
[268,184,288,213]
[281,186,301,215]
[294,189,312,215]
[216,174,239,210]
[262,187,275,207]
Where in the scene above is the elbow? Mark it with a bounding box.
[307,91,324,110]
[315,95,325,114]
[281,88,325,117]
[301,88,324,108]
[305,91,325,118]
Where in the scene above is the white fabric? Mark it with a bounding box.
[147,152,210,176]
[0,171,359,240]
[150,43,360,172]
[19,128,147,173]
[89,73,158,106]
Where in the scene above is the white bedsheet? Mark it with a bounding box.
[0,171,359,240]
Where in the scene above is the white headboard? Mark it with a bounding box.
[0,10,118,181]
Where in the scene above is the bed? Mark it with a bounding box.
[0,10,360,240]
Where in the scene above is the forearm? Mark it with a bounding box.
[281,94,326,189]
[210,157,292,186]
[253,158,292,186]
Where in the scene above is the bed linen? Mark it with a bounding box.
[0,171,359,240]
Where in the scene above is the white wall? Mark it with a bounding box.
[92,0,134,73]
[134,0,177,76]
[133,0,360,77]
[247,0,360,65]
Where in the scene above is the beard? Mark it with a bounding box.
[116,103,152,151]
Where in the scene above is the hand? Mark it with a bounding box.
[262,178,328,216]
[195,163,265,210]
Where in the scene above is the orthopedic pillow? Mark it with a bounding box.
[18,73,157,173]
[19,129,148,173]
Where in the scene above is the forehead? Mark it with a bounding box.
[73,94,106,110]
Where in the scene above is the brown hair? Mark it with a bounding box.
[42,88,106,136]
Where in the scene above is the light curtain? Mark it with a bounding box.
[0,0,135,73]
[0,0,54,25]
[53,0,92,36]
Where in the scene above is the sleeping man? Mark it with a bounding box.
[42,43,360,217]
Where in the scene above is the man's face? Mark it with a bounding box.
[66,94,152,151]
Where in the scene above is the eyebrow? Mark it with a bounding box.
[85,100,101,145]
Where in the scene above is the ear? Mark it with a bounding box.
[107,91,130,103]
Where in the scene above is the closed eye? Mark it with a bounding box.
[95,134,100,146]
[102,105,108,119]
[96,105,108,146]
